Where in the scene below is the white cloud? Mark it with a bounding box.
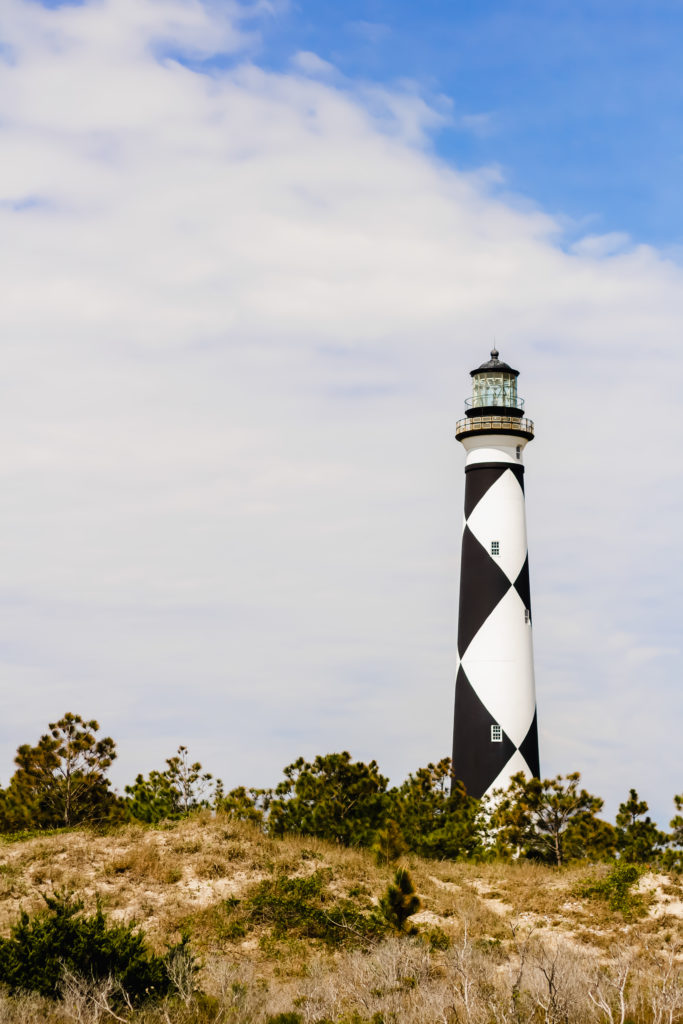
[0,0,680,825]
[290,50,336,77]
[570,231,633,258]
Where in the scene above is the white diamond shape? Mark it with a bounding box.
[486,748,533,798]
[460,587,536,747]
[465,468,527,584]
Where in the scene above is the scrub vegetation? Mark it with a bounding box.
[0,713,681,1021]
[0,816,682,1023]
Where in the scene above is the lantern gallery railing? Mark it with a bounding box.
[455,415,535,440]
[464,395,525,411]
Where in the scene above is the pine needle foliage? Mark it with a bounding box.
[615,788,667,863]
[268,753,389,847]
[125,745,217,823]
[0,891,190,1002]
[2,713,120,830]
[492,772,605,865]
[389,761,486,860]
[379,868,420,935]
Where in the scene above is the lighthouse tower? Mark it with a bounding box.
[452,350,540,799]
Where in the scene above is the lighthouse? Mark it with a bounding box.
[452,349,540,799]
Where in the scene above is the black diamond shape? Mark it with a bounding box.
[508,464,525,494]
[518,710,540,779]
[457,526,511,658]
[513,554,531,619]
[464,465,507,519]
[452,665,516,799]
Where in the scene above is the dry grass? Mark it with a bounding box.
[0,818,682,1021]
[0,934,681,1023]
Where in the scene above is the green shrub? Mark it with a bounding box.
[379,868,420,934]
[244,870,386,947]
[427,925,451,950]
[580,861,646,919]
[0,891,191,1002]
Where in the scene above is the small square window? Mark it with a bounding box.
[516,445,522,460]
[491,541,500,556]
[491,724,502,742]
[524,608,531,624]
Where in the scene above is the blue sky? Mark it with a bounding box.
[0,0,681,827]
[255,0,683,249]
[35,0,683,246]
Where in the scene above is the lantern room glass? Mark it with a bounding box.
[470,371,520,409]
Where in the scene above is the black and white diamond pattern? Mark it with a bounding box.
[452,462,539,798]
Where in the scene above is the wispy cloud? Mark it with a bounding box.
[290,50,336,77]
[570,232,632,258]
[346,20,391,44]
[459,111,497,138]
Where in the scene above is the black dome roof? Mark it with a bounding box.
[470,348,519,378]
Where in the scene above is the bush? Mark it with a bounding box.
[426,926,451,950]
[0,891,191,1002]
[580,861,646,919]
[243,870,387,947]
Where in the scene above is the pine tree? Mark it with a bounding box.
[6,713,118,829]
[379,868,421,934]
[662,793,683,870]
[268,752,389,846]
[615,789,666,863]
[215,785,271,824]
[372,818,408,865]
[670,794,683,847]
[493,772,604,866]
[389,759,485,859]
[164,746,215,815]
[125,746,218,823]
